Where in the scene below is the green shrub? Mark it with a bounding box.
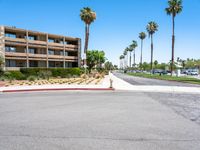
[27,76,37,81]
[20,68,47,77]
[0,68,4,76]
[4,71,25,80]
[38,70,52,80]
[0,76,6,81]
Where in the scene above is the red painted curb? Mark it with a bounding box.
[2,88,115,93]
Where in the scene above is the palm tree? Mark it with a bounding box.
[80,7,96,66]
[119,55,124,69]
[125,47,131,68]
[146,21,158,73]
[130,40,138,67]
[165,0,183,76]
[139,32,146,65]
[123,49,128,68]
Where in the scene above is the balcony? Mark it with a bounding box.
[48,55,64,59]
[28,40,47,46]
[28,53,47,58]
[5,37,26,46]
[64,56,78,60]
[5,52,27,57]
[65,44,78,49]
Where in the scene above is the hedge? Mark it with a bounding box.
[20,68,81,78]
[4,71,26,80]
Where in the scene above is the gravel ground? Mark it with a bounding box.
[146,93,200,126]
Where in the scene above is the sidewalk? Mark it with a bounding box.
[109,73,200,94]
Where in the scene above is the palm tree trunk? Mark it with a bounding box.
[129,52,131,68]
[171,15,175,76]
[140,39,143,65]
[151,34,153,73]
[134,50,135,67]
[84,24,90,65]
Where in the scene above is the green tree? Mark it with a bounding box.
[87,50,106,70]
[154,60,158,68]
[165,0,183,75]
[146,21,158,73]
[142,62,150,71]
[80,7,96,65]
[0,55,4,74]
[123,49,128,68]
[119,55,125,69]
[130,40,138,67]
[126,47,132,68]
[104,61,114,71]
[139,32,146,65]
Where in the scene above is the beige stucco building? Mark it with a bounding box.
[0,26,81,70]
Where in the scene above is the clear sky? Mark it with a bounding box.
[0,0,200,66]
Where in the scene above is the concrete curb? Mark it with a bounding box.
[2,88,114,93]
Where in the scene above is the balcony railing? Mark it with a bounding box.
[5,37,26,43]
[28,40,47,45]
[65,56,78,60]
[28,53,47,58]
[48,55,64,59]
[5,52,27,57]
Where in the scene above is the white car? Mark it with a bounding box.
[187,71,199,76]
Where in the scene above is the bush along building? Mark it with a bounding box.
[0,26,81,71]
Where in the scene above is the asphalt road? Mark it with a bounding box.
[0,91,200,150]
[114,72,200,87]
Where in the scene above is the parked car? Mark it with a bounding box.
[153,69,168,75]
[187,71,199,76]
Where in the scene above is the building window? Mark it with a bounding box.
[60,51,64,56]
[65,52,68,56]
[29,61,38,67]
[29,48,36,54]
[28,35,36,40]
[6,60,16,67]
[65,62,72,68]
[49,61,55,67]
[5,33,16,38]
[48,38,55,43]
[5,46,16,52]
[48,49,54,55]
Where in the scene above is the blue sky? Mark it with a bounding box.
[0,0,200,65]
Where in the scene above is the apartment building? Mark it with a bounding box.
[0,26,81,70]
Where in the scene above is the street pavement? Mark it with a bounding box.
[0,91,200,150]
[113,72,200,87]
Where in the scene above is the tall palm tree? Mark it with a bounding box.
[165,0,183,76]
[80,7,96,66]
[123,49,128,68]
[125,47,131,68]
[119,55,124,69]
[146,21,158,73]
[127,46,133,68]
[139,32,146,65]
[130,40,138,67]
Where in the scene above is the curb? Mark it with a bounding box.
[2,88,115,93]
